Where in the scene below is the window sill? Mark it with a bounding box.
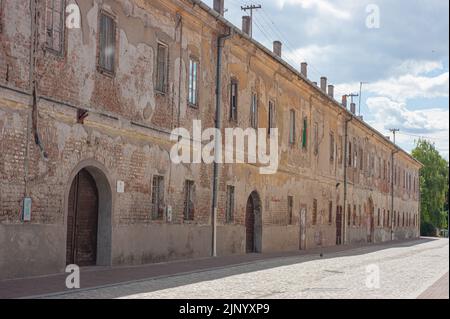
[97,66,115,78]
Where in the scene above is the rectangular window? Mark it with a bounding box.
[226,186,235,223]
[347,205,351,226]
[0,0,4,33]
[348,142,352,166]
[338,135,343,165]
[312,199,318,225]
[328,201,333,225]
[288,196,294,225]
[313,122,319,155]
[377,208,381,226]
[250,93,258,129]
[188,58,199,106]
[151,176,165,220]
[99,12,116,73]
[360,148,364,171]
[329,132,335,162]
[359,205,362,226]
[155,43,168,93]
[268,100,275,135]
[353,205,357,226]
[302,117,308,149]
[45,0,66,54]
[289,110,296,145]
[230,80,238,121]
[184,180,195,221]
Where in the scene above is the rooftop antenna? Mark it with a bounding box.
[241,4,262,38]
[389,128,400,144]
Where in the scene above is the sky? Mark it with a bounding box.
[204,0,449,159]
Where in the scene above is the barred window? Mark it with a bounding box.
[151,176,165,220]
[312,199,318,225]
[230,80,238,121]
[250,93,258,129]
[45,0,66,54]
[99,12,116,73]
[268,100,276,135]
[328,201,333,225]
[226,186,235,223]
[288,196,294,225]
[188,57,199,106]
[184,180,195,221]
[155,43,168,93]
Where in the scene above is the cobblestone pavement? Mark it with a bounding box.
[44,238,449,299]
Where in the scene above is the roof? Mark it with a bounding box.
[187,0,423,168]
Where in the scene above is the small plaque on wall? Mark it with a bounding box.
[117,180,125,193]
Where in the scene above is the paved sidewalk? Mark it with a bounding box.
[0,238,440,299]
[418,272,449,299]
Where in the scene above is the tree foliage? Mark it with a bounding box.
[412,140,449,232]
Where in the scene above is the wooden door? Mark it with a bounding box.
[66,169,99,266]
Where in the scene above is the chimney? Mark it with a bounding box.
[328,85,334,98]
[350,102,356,114]
[242,16,251,35]
[213,0,224,16]
[273,41,282,57]
[301,62,308,78]
[342,95,348,108]
[320,77,327,92]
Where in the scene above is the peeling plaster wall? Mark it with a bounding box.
[0,0,420,279]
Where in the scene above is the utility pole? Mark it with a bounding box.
[390,128,400,144]
[346,93,359,104]
[359,82,368,116]
[241,4,261,37]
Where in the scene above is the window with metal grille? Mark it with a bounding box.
[230,80,238,121]
[312,199,318,225]
[329,132,335,162]
[288,196,293,225]
[155,43,168,93]
[45,0,65,54]
[268,100,275,135]
[328,201,333,225]
[289,110,296,145]
[99,12,116,73]
[250,93,258,129]
[226,185,235,223]
[184,180,195,221]
[188,57,199,106]
[151,176,164,220]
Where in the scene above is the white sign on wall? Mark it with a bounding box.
[117,180,125,193]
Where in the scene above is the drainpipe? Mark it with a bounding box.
[343,114,353,244]
[211,29,233,257]
[391,149,399,241]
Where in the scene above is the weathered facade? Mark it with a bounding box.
[0,0,421,280]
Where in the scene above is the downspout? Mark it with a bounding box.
[211,29,233,257]
[343,114,353,244]
[391,149,399,241]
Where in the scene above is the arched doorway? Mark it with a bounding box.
[245,191,262,253]
[65,161,112,267]
[66,169,99,266]
[367,197,375,243]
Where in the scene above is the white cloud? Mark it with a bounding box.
[275,0,351,20]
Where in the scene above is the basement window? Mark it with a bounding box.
[230,79,238,121]
[98,11,116,74]
[45,0,66,55]
[226,185,235,223]
[151,175,165,220]
[184,180,195,221]
[155,42,168,93]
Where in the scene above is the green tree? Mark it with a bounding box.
[412,140,449,234]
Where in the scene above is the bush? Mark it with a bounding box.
[421,221,437,237]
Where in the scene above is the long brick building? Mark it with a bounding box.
[0,0,422,280]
